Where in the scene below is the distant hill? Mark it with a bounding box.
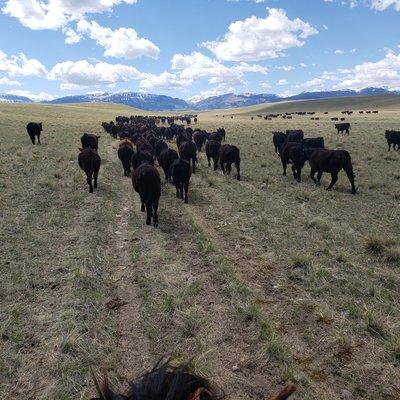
[45,92,188,111]
[190,93,281,110]
[1,87,399,111]
[0,94,33,103]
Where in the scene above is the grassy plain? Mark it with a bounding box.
[0,97,399,399]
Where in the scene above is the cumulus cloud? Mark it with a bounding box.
[6,89,54,101]
[370,0,400,10]
[139,72,192,90]
[74,20,160,59]
[295,51,400,91]
[171,51,267,89]
[336,51,400,89]
[0,50,47,77]
[202,8,318,61]
[2,0,138,30]
[47,60,143,88]
[0,76,22,86]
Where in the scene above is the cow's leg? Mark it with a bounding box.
[317,171,323,184]
[207,155,211,167]
[296,166,302,183]
[291,165,297,180]
[184,182,189,203]
[175,184,180,198]
[310,168,317,183]
[145,203,152,225]
[140,196,145,212]
[282,160,287,176]
[326,172,338,191]
[179,183,184,200]
[220,161,225,173]
[192,159,196,174]
[37,134,41,144]
[153,200,159,227]
[227,163,232,175]
[94,169,98,188]
[387,142,391,151]
[87,173,93,193]
[213,157,219,171]
[29,134,35,144]
[235,160,240,181]
[343,165,356,194]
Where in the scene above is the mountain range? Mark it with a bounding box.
[1,87,399,111]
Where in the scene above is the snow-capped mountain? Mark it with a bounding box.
[1,87,399,110]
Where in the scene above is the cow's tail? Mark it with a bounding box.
[340,151,355,178]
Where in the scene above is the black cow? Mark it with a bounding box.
[170,158,192,203]
[385,130,400,151]
[26,122,42,144]
[178,141,197,173]
[132,163,161,227]
[158,148,179,181]
[280,142,307,182]
[335,123,351,135]
[193,130,208,152]
[132,150,154,169]
[308,149,356,194]
[81,133,100,151]
[286,130,304,142]
[220,144,240,180]
[118,140,134,176]
[272,131,287,153]
[302,137,325,149]
[205,140,221,170]
[78,147,101,193]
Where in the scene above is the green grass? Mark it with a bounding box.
[1,99,399,399]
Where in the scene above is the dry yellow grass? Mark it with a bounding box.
[0,98,399,400]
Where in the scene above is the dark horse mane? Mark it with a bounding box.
[91,359,296,400]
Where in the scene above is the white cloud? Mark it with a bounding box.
[202,8,318,61]
[75,20,160,59]
[261,81,271,89]
[334,49,345,54]
[370,0,400,11]
[2,0,138,30]
[170,51,267,89]
[336,51,400,89]
[63,27,81,44]
[277,79,288,85]
[47,60,143,87]
[139,72,192,90]
[0,50,47,77]
[0,76,22,86]
[295,51,400,91]
[7,89,54,101]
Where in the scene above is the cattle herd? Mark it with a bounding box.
[22,110,399,399]
[79,115,239,227]
[25,111,400,226]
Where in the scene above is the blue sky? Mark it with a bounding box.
[1,0,400,101]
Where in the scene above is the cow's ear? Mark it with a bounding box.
[97,136,101,139]
[79,148,83,151]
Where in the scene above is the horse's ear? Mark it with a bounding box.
[268,384,297,400]
[91,370,116,400]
